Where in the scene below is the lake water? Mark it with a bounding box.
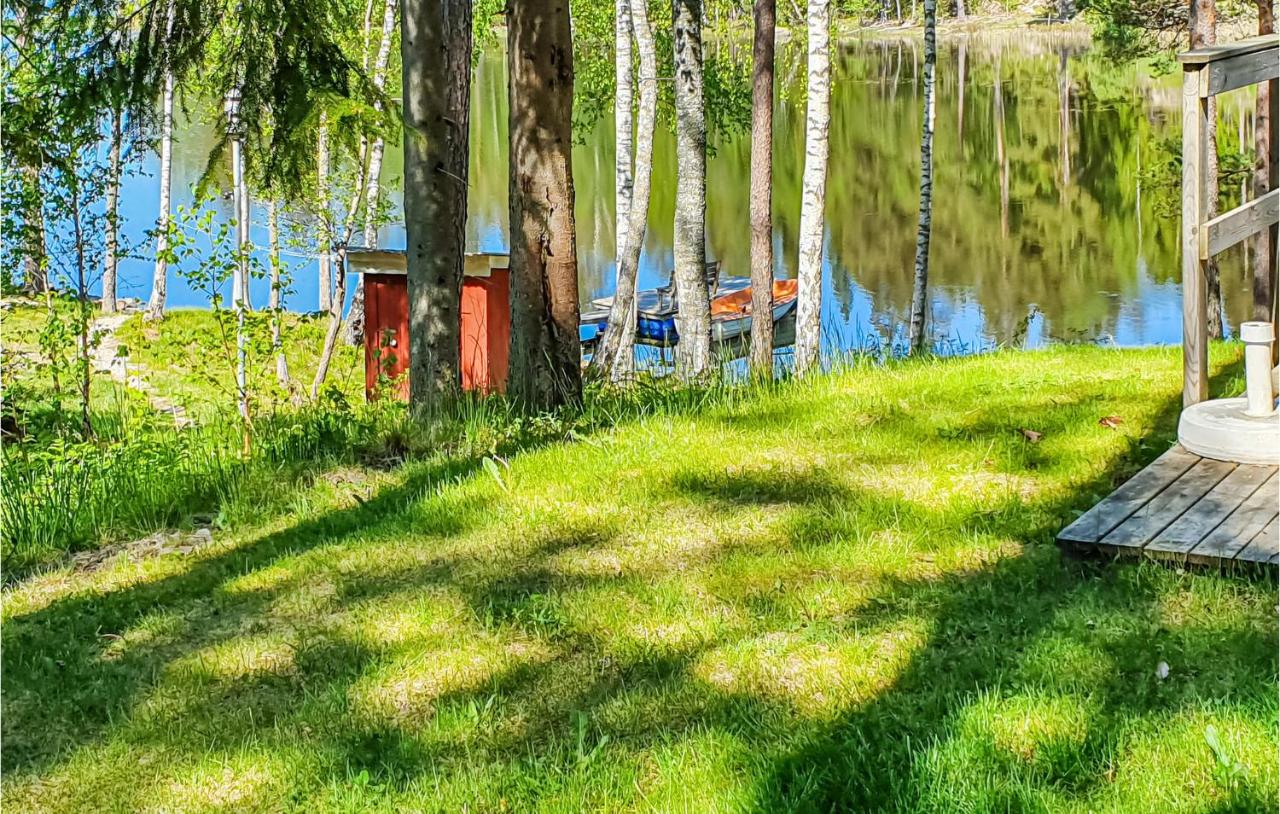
[104,28,1259,355]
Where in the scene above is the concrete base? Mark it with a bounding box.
[1178,398,1280,465]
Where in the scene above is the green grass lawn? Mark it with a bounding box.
[3,345,1275,812]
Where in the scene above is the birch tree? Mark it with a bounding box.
[345,0,398,345]
[267,200,289,386]
[102,103,122,313]
[794,0,831,374]
[145,0,177,321]
[615,0,634,262]
[591,0,658,380]
[672,0,712,379]
[316,112,333,313]
[507,0,582,409]
[908,0,937,354]
[748,0,776,374]
[402,0,472,404]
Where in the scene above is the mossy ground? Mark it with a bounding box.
[3,343,1275,812]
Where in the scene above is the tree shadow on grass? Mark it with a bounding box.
[4,351,1273,810]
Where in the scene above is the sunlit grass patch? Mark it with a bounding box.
[3,344,1274,812]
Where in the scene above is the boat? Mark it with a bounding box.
[581,271,798,348]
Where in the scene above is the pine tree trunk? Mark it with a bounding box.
[672,0,712,379]
[1252,0,1276,323]
[401,0,472,403]
[1190,0,1223,338]
[345,0,398,346]
[909,0,937,354]
[103,104,122,314]
[268,200,290,387]
[317,112,333,314]
[794,0,831,374]
[748,0,776,375]
[146,0,176,321]
[507,0,582,409]
[591,0,658,381]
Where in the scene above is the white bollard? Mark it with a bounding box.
[1240,321,1276,418]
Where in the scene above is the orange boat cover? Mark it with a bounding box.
[710,279,799,318]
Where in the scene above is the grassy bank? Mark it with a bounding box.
[3,343,1275,812]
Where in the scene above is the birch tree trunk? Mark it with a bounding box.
[1190,0,1223,338]
[317,112,333,313]
[345,0,398,346]
[615,0,634,261]
[672,0,712,378]
[748,0,776,375]
[268,200,290,387]
[103,104,122,314]
[401,0,472,404]
[590,0,658,381]
[507,0,582,409]
[1252,0,1276,323]
[146,0,176,321]
[908,0,937,354]
[794,0,831,375]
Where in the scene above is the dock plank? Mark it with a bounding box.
[1147,465,1272,558]
[1189,473,1278,562]
[1057,447,1201,545]
[1236,516,1280,564]
[1102,458,1236,550]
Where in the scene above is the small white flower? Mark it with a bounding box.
[1155,661,1170,680]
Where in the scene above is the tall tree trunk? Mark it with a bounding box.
[591,0,658,380]
[794,0,831,374]
[346,0,398,346]
[229,91,250,441]
[1253,0,1276,323]
[146,0,176,321]
[401,0,472,404]
[748,0,776,375]
[909,0,937,353]
[317,112,333,313]
[69,168,92,438]
[102,104,122,313]
[616,0,634,261]
[1190,0,1223,338]
[507,0,582,409]
[268,200,290,387]
[955,0,965,18]
[672,0,712,378]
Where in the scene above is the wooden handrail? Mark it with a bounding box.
[1179,35,1279,408]
[1178,33,1279,65]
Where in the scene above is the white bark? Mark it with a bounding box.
[615,0,634,261]
[794,0,830,374]
[672,0,711,379]
[229,92,249,428]
[908,0,937,354]
[146,0,176,322]
[346,0,398,346]
[317,111,333,313]
[103,105,122,314]
[591,0,657,380]
[268,200,289,386]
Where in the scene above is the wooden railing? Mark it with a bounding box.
[1180,34,1279,407]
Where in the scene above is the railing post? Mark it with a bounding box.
[1182,64,1209,407]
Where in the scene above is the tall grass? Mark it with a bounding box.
[0,368,790,578]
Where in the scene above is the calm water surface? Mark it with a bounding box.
[107,29,1259,355]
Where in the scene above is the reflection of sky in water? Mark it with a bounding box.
[84,32,1254,358]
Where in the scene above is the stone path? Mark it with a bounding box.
[90,309,194,428]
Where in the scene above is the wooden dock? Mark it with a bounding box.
[1057,445,1279,567]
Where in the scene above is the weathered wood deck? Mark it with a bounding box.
[1057,445,1279,567]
